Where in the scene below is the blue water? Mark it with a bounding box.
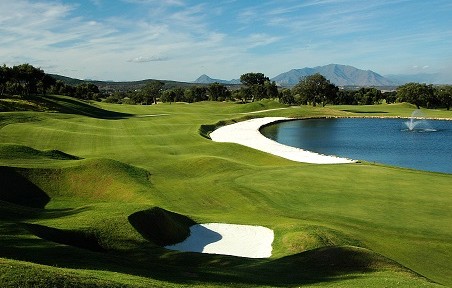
[260,118,452,174]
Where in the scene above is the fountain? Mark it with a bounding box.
[404,110,436,132]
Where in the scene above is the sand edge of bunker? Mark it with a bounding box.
[210,117,356,164]
[165,223,274,258]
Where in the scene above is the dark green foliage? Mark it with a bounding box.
[397,82,435,109]
[292,73,338,107]
[0,64,56,97]
[239,72,278,102]
[279,88,295,104]
[0,64,105,101]
[142,80,165,105]
[207,82,231,101]
[128,207,196,246]
[184,86,208,103]
[0,167,50,208]
[160,87,185,102]
[240,72,269,86]
[435,85,452,110]
[75,83,100,101]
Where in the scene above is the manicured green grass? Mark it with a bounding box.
[0,96,451,287]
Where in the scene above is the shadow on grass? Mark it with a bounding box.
[22,223,105,252]
[128,207,196,246]
[0,166,50,208]
[40,95,132,119]
[0,235,397,287]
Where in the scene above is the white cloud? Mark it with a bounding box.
[128,56,169,63]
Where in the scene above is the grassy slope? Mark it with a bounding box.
[0,96,451,287]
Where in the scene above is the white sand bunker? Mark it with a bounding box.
[210,117,355,164]
[165,223,274,258]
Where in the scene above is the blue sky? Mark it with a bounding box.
[1,0,451,82]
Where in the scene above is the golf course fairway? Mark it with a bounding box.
[0,95,451,287]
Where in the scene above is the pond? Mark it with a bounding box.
[260,117,452,174]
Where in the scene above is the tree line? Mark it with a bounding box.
[0,64,101,100]
[105,73,279,104]
[279,73,452,110]
[2,64,451,110]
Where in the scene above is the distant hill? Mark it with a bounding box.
[272,64,396,87]
[51,75,204,92]
[193,74,240,85]
[384,73,443,85]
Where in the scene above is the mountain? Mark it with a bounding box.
[272,64,396,87]
[384,73,443,85]
[193,74,240,85]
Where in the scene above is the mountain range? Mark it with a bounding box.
[193,74,241,85]
[194,64,444,87]
[272,64,396,86]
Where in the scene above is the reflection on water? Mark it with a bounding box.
[261,118,452,174]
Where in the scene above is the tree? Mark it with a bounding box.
[383,91,397,104]
[334,90,357,105]
[435,86,452,110]
[0,65,10,96]
[191,86,208,102]
[208,82,230,101]
[75,83,100,100]
[160,88,185,103]
[240,72,271,101]
[397,82,435,109]
[292,73,338,107]
[11,64,45,96]
[264,81,279,99]
[142,80,164,105]
[240,72,269,87]
[278,88,294,104]
[181,86,208,103]
[37,74,56,96]
[354,87,382,105]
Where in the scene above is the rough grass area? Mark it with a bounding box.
[0,96,451,287]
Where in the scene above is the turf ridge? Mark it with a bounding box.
[0,143,81,160]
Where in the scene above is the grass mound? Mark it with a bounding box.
[0,167,50,208]
[0,112,43,129]
[281,225,361,253]
[17,158,153,201]
[0,144,81,160]
[0,97,52,112]
[259,246,427,284]
[23,223,105,252]
[0,95,131,119]
[128,207,196,246]
[0,258,130,288]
